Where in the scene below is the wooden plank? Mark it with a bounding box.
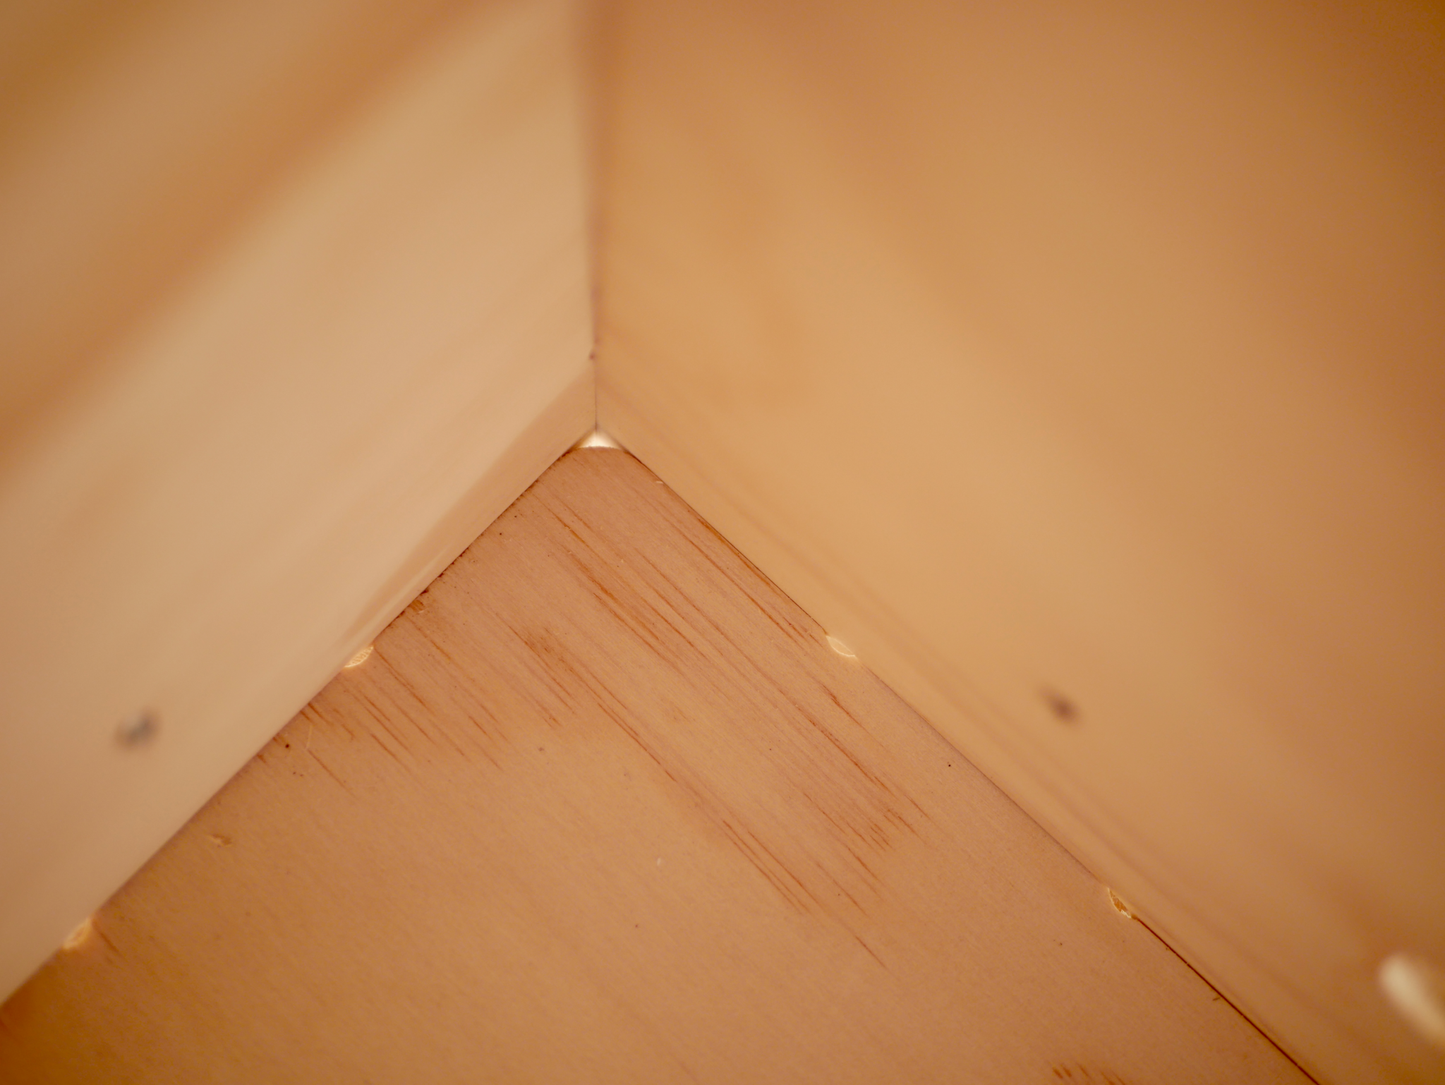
[0,0,472,463]
[590,3,1445,1083]
[0,448,1308,1084]
[0,0,591,1001]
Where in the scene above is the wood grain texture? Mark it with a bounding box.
[0,449,1307,1085]
[590,3,1445,1083]
[0,0,591,1002]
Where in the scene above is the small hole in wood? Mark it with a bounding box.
[1380,952,1445,1051]
[576,428,622,449]
[61,916,95,951]
[1041,687,1079,723]
[116,711,158,748]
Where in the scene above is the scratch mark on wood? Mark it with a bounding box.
[306,749,353,794]
[367,732,407,771]
[1050,1065,1132,1085]
[717,818,808,914]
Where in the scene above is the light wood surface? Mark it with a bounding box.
[591,3,1445,1083]
[0,0,468,464]
[0,449,1308,1085]
[0,0,592,1001]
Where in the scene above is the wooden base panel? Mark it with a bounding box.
[1,450,1307,1084]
